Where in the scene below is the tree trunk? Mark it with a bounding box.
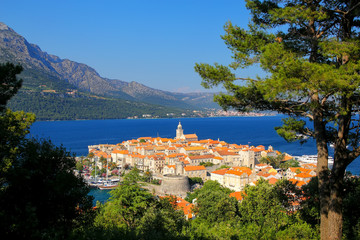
[328,175,344,240]
[318,151,330,240]
[327,150,348,240]
[313,107,330,240]
[327,99,352,239]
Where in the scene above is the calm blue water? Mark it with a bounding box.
[29,116,360,175]
[89,188,111,205]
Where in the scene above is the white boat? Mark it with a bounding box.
[294,155,334,167]
[89,181,103,188]
[98,181,119,190]
[93,155,121,190]
[110,178,120,182]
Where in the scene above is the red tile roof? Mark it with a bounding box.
[184,165,206,171]
[217,150,237,156]
[211,168,230,175]
[229,191,246,201]
[184,134,198,139]
[268,177,279,185]
[295,172,314,178]
[188,154,215,160]
[289,178,306,187]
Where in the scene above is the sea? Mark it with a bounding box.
[28,115,360,204]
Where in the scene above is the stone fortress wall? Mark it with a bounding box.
[160,174,190,198]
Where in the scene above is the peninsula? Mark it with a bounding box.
[81,122,318,217]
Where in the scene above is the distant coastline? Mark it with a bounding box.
[36,112,278,122]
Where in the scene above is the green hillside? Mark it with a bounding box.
[8,91,188,120]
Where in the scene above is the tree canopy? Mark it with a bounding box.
[195,1,360,239]
[0,62,23,111]
[91,169,186,240]
[0,62,93,240]
[0,139,93,239]
[0,63,34,181]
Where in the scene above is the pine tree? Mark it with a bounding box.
[195,1,360,239]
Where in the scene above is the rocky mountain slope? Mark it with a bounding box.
[0,22,219,112]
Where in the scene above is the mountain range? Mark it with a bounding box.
[0,22,219,120]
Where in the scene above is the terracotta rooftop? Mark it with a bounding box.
[268,177,279,185]
[229,191,246,201]
[295,172,314,178]
[217,150,237,156]
[184,165,206,171]
[188,154,215,160]
[211,168,230,175]
[184,134,198,138]
[289,178,307,187]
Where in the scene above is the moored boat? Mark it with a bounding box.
[294,155,334,168]
[98,181,119,190]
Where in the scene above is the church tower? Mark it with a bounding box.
[176,122,184,139]
[175,161,184,175]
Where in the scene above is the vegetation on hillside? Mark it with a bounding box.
[8,90,188,120]
[4,68,192,120]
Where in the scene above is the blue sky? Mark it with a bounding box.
[0,0,261,93]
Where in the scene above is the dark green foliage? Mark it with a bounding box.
[239,180,288,236]
[5,67,190,121]
[282,159,300,168]
[76,159,84,172]
[199,162,214,167]
[259,154,284,169]
[78,169,187,240]
[94,173,155,230]
[151,179,161,185]
[188,177,203,186]
[196,189,238,224]
[0,62,23,111]
[135,197,187,240]
[0,62,94,239]
[216,164,231,170]
[0,138,93,240]
[274,179,302,212]
[1,66,201,120]
[0,62,36,181]
[8,90,186,120]
[18,68,78,93]
[260,153,300,170]
[238,180,317,239]
[275,118,308,144]
[343,177,360,240]
[0,109,35,179]
[299,177,321,228]
[0,63,35,182]
[91,166,99,177]
[186,180,236,223]
[187,179,317,240]
[301,176,360,239]
[141,171,152,182]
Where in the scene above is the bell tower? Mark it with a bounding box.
[176,122,184,139]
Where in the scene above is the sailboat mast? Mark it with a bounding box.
[106,155,108,182]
